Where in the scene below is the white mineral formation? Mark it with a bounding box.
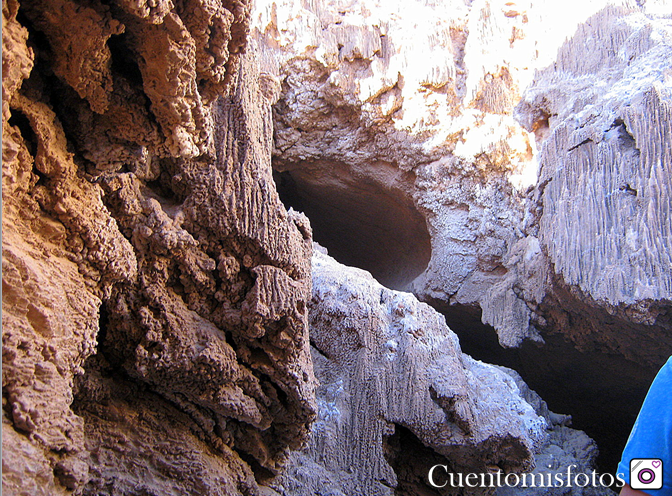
[271,247,606,496]
[251,0,672,355]
[493,5,672,353]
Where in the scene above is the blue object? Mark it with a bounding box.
[617,356,672,495]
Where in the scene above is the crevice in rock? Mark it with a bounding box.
[8,108,38,158]
[146,176,182,207]
[236,449,276,485]
[567,137,593,152]
[619,183,637,196]
[532,113,551,141]
[97,302,110,354]
[607,118,638,151]
[309,340,331,360]
[436,302,658,476]
[384,423,445,496]
[15,6,51,59]
[107,32,143,86]
[272,165,431,290]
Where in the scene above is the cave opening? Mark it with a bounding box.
[8,109,38,158]
[269,151,659,483]
[273,161,432,290]
[108,32,144,87]
[437,303,658,477]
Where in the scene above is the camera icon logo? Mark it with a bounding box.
[630,459,663,490]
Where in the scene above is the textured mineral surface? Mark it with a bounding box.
[3,0,671,494]
[3,0,317,494]
[252,0,672,473]
[271,248,607,496]
[252,0,671,350]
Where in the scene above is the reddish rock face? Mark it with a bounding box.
[2,0,316,494]
[3,0,671,493]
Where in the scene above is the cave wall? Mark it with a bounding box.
[3,0,671,493]
[250,0,632,297]
[252,0,671,353]
[504,5,672,361]
[2,0,317,494]
[250,0,672,475]
[253,0,531,294]
[479,7,672,468]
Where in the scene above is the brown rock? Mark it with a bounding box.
[2,0,316,494]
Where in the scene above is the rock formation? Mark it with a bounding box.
[3,0,671,493]
[252,0,672,472]
[251,0,627,297]
[251,0,671,347]
[2,0,317,493]
[272,248,606,496]
[482,4,672,466]
[507,4,672,359]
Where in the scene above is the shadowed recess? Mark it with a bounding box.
[273,161,431,290]
[436,302,659,477]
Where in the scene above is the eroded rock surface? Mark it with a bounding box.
[252,0,542,292]
[4,0,671,492]
[502,6,672,359]
[2,0,316,494]
[252,0,671,349]
[478,8,672,466]
[251,0,645,296]
[251,0,672,473]
[272,248,606,496]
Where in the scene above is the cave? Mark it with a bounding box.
[274,158,663,479]
[5,0,670,493]
[273,160,432,290]
[384,424,446,496]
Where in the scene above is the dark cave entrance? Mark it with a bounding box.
[273,161,431,290]
[384,424,446,496]
[438,303,659,476]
